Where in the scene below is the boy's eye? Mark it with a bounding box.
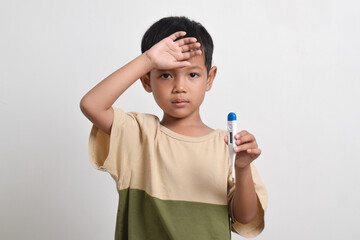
[189,73,199,78]
[161,73,172,79]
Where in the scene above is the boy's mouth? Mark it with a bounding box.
[172,99,189,107]
[172,99,189,103]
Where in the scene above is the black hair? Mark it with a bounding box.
[141,16,214,74]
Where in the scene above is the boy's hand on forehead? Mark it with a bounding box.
[145,31,202,70]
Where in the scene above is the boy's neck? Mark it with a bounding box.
[160,111,214,137]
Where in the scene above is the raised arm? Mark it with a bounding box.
[80,31,202,135]
[80,54,153,135]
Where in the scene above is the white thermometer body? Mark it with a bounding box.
[227,112,237,181]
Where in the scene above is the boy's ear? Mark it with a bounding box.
[206,66,217,91]
[140,74,153,93]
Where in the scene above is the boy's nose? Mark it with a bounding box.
[172,77,187,93]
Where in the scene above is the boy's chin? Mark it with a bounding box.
[163,112,186,119]
[161,109,197,120]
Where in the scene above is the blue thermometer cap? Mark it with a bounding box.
[227,112,237,121]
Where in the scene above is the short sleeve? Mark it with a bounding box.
[88,107,143,185]
[227,163,268,238]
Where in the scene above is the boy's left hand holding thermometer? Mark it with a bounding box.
[226,113,262,182]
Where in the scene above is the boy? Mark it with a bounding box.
[80,16,267,239]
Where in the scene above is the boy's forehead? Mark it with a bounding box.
[187,54,206,67]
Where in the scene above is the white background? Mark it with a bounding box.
[1,0,359,239]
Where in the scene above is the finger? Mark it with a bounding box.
[176,37,198,46]
[234,143,257,153]
[235,130,250,140]
[247,148,262,156]
[224,135,228,144]
[181,49,202,59]
[181,42,201,52]
[235,134,255,145]
[169,31,187,41]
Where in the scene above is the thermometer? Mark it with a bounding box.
[227,112,237,181]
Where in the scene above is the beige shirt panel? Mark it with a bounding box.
[89,107,267,208]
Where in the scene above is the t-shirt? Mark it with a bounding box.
[88,107,268,240]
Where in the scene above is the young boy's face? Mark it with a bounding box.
[141,54,217,120]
